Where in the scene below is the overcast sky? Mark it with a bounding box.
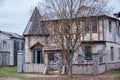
[0,0,120,35]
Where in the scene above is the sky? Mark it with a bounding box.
[0,0,120,35]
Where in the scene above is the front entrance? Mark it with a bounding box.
[33,49,43,64]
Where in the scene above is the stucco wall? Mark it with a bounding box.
[107,62,120,70]
[103,18,120,43]
[72,64,106,74]
[105,42,120,63]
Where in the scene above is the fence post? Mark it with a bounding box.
[17,53,23,72]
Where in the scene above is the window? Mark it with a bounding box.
[3,41,7,49]
[85,26,89,33]
[109,21,112,32]
[84,46,92,60]
[111,47,114,60]
[85,22,90,33]
[33,49,43,64]
[49,53,55,65]
[92,20,97,33]
[21,42,24,50]
[17,41,20,50]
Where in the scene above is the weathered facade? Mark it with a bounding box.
[0,31,24,66]
[20,7,120,74]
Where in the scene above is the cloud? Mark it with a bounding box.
[0,0,39,34]
[109,0,120,13]
[0,0,119,35]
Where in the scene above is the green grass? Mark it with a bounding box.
[111,69,120,74]
[111,68,120,80]
[1,67,120,80]
[0,67,18,77]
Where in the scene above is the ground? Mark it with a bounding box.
[0,67,119,80]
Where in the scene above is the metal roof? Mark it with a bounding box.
[0,31,23,39]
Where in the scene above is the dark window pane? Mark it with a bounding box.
[84,46,92,60]
[21,42,24,50]
[92,20,97,33]
[111,47,114,60]
[17,41,20,50]
[109,21,112,32]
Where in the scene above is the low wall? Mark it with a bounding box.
[98,64,106,73]
[23,63,45,73]
[72,64,93,74]
[72,64,106,74]
[107,62,120,70]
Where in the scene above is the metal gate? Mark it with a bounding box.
[0,52,10,66]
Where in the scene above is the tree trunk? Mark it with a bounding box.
[67,64,72,75]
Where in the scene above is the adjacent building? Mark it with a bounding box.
[0,31,24,66]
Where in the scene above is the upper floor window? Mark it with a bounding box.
[3,41,7,49]
[17,41,20,50]
[17,41,24,50]
[109,21,112,32]
[21,42,24,50]
[85,22,90,33]
[92,20,97,33]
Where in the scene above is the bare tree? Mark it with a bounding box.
[38,0,111,75]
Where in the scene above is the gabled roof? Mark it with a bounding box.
[23,7,49,36]
[0,31,23,39]
[30,42,43,49]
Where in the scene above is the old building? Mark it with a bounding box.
[0,31,24,66]
[20,7,120,74]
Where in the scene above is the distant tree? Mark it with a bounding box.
[38,0,111,75]
[114,12,120,18]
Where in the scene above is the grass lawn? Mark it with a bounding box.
[0,67,17,77]
[0,67,120,80]
[111,69,120,80]
[0,67,38,80]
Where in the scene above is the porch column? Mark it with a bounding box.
[43,52,49,74]
[17,53,23,72]
[92,53,100,74]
